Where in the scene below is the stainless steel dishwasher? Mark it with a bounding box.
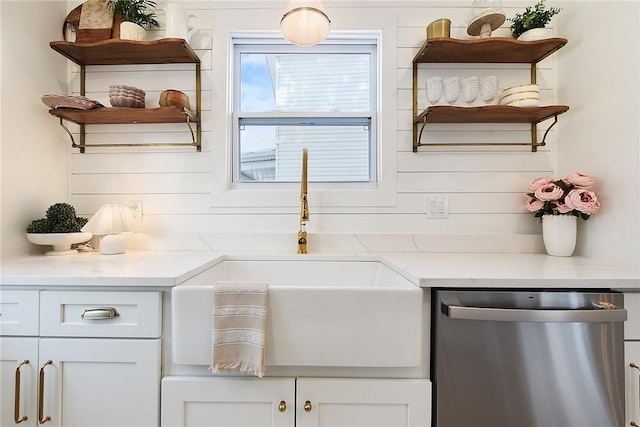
[433,289,627,427]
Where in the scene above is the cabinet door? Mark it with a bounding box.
[627,341,640,427]
[161,377,295,427]
[0,337,39,427]
[38,338,160,427]
[626,293,640,339]
[296,378,431,427]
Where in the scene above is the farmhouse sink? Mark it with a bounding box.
[172,258,423,367]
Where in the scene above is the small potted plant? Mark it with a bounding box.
[108,0,159,41]
[525,172,600,256]
[509,0,561,41]
[26,203,92,255]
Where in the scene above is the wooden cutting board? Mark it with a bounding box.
[63,0,114,43]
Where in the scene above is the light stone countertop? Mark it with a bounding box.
[1,251,639,290]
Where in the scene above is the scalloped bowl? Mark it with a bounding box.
[109,95,146,108]
[26,232,93,255]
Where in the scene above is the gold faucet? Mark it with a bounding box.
[298,148,309,254]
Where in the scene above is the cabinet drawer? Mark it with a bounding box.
[626,292,640,340]
[0,290,39,336]
[40,291,161,338]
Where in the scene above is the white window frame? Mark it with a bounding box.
[231,40,378,187]
[209,21,398,210]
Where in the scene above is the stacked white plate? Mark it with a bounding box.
[109,84,146,108]
[499,84,540,107]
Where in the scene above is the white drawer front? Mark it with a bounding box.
[40,291,161,338]
[0,290,39,336]
[626,292,640,340]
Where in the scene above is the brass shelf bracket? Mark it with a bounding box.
[536,113,559,151]
[416,114,428,151]
[58,117,79,149]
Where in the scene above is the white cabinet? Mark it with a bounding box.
[0,289,162,427]
[162,377,295,427]
[38,338,160,427]
[626,293,640,340]
[626,342,640,427]
[161,376,430,427]
[0,290,39,426]
[295,378,430,427]
[626,292,640,427]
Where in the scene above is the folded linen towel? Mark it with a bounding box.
[211,281,268,377]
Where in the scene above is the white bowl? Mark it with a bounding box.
[501,83,539,98]
[500,91,540,105]
[504,97,541,107]
[26,232,93,255]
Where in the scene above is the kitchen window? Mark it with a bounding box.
[232,38,378,185]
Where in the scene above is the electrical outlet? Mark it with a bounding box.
[126,201,143,223]
[425,195,449,218]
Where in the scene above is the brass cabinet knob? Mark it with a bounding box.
[631,362,640,372]
[630,422,638,427]
[278,401,286,413]
[304,400,312,412]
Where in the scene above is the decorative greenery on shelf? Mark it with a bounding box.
[509,0,561,39]
[107,0,159,29]
[26,203,88,233]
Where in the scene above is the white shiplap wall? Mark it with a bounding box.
[67,1,562,247]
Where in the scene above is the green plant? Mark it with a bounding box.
[509,0,561,39]
[108,0,159,29]
[26,203,88,233]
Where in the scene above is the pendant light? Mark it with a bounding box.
[280,0,331,46]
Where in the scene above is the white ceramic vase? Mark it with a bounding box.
[542,214,577,257]
[120,22,147,41]
[517,28,547,41]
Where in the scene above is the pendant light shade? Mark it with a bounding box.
[281,0,331,46]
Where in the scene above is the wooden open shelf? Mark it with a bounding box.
[414,105,569,124]
[48,38,201,152]
[48,106,197,125]
[413,37,567,64]
[412,37,569,152]
[49,38,200,65]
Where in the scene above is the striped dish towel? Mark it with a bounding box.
[210,282,268,377]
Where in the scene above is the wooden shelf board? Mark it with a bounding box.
[49,38,200,65]
[413,37,567,64]
[414,105,569,124]
[48,106,198,125]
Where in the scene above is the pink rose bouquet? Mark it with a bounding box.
[525,172,600,220]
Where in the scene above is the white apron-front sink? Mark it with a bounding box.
[172,258,423,367]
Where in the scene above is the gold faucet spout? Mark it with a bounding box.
[300,148,309,221]
[298,148,309,254]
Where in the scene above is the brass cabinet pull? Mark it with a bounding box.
[14,360,29,423]
[81,307,119,320]
[38,360,53,424]
[631,422,638,427]
[304,400,312,412]
[278,401,287,412]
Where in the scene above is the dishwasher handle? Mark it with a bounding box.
[441,302,627,323]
